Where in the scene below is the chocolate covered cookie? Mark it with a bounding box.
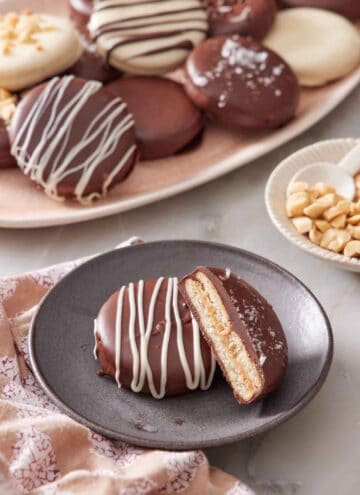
[9,76,138,202]
[180,267,288,404]
[106,77,204,160]
[88,0,208,75]
[278,1,360,20]
[205,0,277,40]
[185,35,299,130]
[67,41,120,84]
[69,1,119,83]
[94,276,216,398]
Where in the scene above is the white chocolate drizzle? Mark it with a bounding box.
[11,75,136,203]
[94,276,216,399]
[93,318,99,360]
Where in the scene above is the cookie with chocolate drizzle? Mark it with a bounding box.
[9,76,138,203]
[88,0,208,75]
[94,276,216,398]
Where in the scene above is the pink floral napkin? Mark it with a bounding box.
[0,238,254,495]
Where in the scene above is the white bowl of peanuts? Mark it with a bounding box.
[265,138,360,271]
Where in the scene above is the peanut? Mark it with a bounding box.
[287,181,309,196]
[347,215,360,225]
[330,214,347,229]
[292,217,313,234]
[320,229,351,253]
[309,227,322,245]
[323,200,351,221]
[346,225,360,240]
[303,193,337,219]
[313,182,336,196]
[286,192,311,218]
[344,241,360,258]
[315,219,331,233]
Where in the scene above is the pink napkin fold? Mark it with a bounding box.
[0,238,254,495]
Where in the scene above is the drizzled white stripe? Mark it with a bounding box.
[114,286,125,387]
[93,319,99,360]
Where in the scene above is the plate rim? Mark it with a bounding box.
[28,240,334,449]
[1,68,360,229]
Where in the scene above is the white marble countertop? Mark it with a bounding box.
[1,86,359,495]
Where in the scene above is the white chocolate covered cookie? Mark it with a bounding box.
[0,12,83,91]
[264,8,360,87]
[88,0,208,75]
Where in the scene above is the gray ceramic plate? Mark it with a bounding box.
[29,240,333,450]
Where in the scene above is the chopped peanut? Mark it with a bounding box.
[288,181,309,195]
[330,214,347,229]
[286,192,311,218]
[344,241,360,258]
[315,219,331,233]
[309,227,322,245]
[349,203,356,216]
[286,179,360,259]
[347,225,360,240]
[320,229,351,253]
[347,215,360,225]
[292,217,313,234]
[313,182,336,196]
[323,200,351,221]
[0,87,17,124]
[303,193,337,219]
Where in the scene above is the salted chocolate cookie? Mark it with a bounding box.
[205,0,277,40]
[9,76,138,203]
[278,1,360,20]
[185,35,299,130]
[106,77,204,160]
[69,0,93,39]
[88,0,208,75]
[94,277,216,398]
[0,12,83,91]
[180,267,288,404]
[67,41,120,83]
[264,8,360,87]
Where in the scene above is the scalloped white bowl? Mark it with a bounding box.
[265,138,360,272]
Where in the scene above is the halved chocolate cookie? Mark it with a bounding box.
[180,267,288,404]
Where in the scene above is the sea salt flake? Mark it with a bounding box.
[259,354,267,366]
